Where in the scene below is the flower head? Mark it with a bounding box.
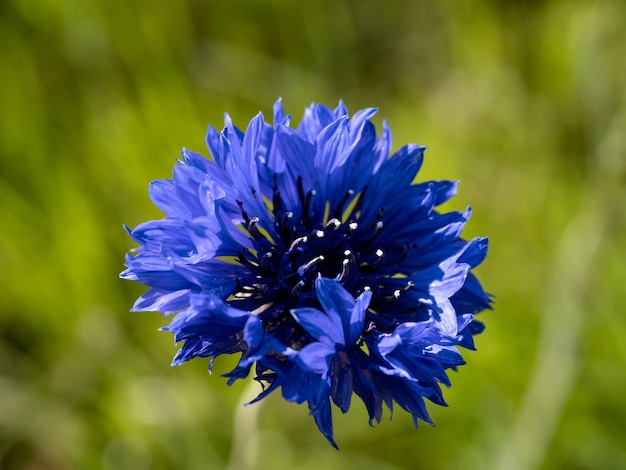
[121,99,492,447]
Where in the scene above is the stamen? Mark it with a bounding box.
[273,188,283,214]
[363,220,384,244]
[234,291,253,299]
[238,249,259,269]
[343,249,356,265]
[380,289,402,302]
[302,189,316,226]
[347,222,358,233]
[325,218,341,230]
[337,258,350,283]
[388,243,410,265]
[333,189,355,219]
[279,211,294,241]
[261,252,275,271]
[361,248,385,271]
[375,220,384,234]
[236,200,251,225]
[291,280,305,296]
[364,321,376,334]
[373,248,385,268]
[289,235,308,252]
[314,230,324,238]
[248,216,261,239]
[297,176,305,204]
[299,255,325,276]
[251,302,274,315]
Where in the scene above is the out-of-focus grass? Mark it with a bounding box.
[1,0,625,468]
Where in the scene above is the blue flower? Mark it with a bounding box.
[162,293,265,370]
[121,99,492,447]
[365,314,473,427]
[288,277,372,448]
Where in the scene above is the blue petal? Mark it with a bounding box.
[149,179,192,219]
[374,373,434,426]
[290,307,343,346]
[334,100,348,117]
[205,125,224,167]
[367,143,425,206]
[372,119,392,174]
[353,367,383,425]
[452,272,493,314]
[297,342,335,375]
[428,256,471,299]
[130,287,192,313]
[272,97,286,125]
[330,352,354,413]
[298,102,339,142]
[121,253,194,291]
[163,294,263,367]
[350,290,372,344]
[166,253,241,296]
[280,362,327,405]
[196,178,227,215]
[348,107,378,135]
[313,115,349,176]
[275,124,316,188]
[128,219,196,254]
[457,236,489,267]
[315,277,356,344]
[308,391,337,449]
[181,148,212,174]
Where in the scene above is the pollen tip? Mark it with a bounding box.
[291,280,306,296]
[326,218,341,230]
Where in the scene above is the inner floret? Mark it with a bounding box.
[233,206,365,309]
[223,177,422,351]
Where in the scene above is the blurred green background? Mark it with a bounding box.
[1,0,625,468]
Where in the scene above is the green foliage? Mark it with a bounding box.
[1,0,625,468]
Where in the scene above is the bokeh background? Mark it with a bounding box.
[1,0,625,469]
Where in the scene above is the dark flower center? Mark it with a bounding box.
[234,205,365,306]
[227,176,421,348]
[228,179,381,344]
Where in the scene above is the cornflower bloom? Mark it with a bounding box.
[121,99,492,447]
